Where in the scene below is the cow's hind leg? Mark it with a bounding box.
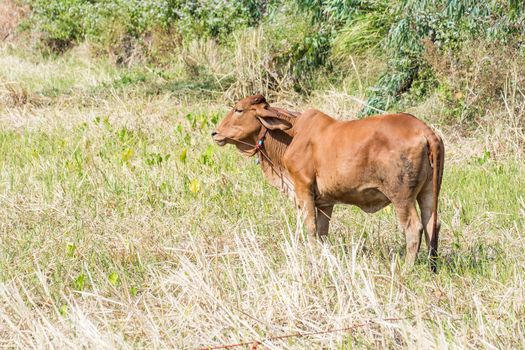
[417,182,440,271]
[316,205,333,239]
[394,202,424,267]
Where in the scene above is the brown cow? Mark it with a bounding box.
[212,94,444,269]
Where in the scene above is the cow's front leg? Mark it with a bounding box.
[316,205,334,239]
[295,185,317,239]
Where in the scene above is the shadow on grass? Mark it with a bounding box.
[109,68,234,96]
[145,77,232,98]
[433,243,506,276]
[330,229,507,278]
[83,67,235,100]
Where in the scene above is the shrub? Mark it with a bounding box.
[360,0,525,116]
[27,0,270,54]
[29,0,86,51]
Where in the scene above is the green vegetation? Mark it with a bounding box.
[0,0,524,348]
[20,0,525,118]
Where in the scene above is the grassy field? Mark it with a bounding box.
[0,45,524,349]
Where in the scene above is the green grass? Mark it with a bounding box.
[0,46,525,349]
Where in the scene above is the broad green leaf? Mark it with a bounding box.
[108,272,119,286]
[189,179,200,193]
[59,304,67,317]
[66,243,76,257]
[121,148,134,163]
[73,274,85,290]
[180,148,187,163]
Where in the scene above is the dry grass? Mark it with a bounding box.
[0,0,29,42]
[222,28,299,102]
[0,45,525,349]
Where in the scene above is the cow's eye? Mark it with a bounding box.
[234,108,243,114]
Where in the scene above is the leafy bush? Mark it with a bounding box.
[30,0,85,50]
[360,0,525,116]
[28,0,269,53]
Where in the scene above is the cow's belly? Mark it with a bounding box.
[316,185,391,213]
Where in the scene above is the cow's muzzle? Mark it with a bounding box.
[211,131,226,146]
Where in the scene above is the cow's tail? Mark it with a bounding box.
[428,131,444,268]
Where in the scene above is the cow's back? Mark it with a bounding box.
[285,111,436,209]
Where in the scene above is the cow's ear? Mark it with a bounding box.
[256,107,292,131]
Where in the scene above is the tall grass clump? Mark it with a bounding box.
[0,0,29,42]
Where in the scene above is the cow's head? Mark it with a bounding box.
[211,94,292,156]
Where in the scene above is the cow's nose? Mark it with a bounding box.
[211,131,218,137]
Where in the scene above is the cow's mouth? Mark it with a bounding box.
[212,135,227,146]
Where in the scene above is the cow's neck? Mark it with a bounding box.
[256,127,295,197]
[258,129,291,169]
[249,106,298,196]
